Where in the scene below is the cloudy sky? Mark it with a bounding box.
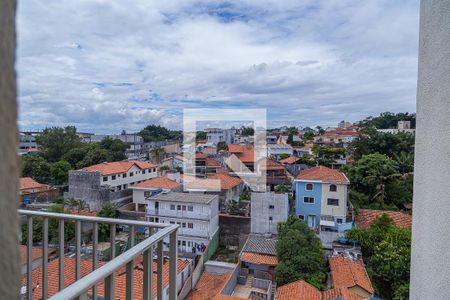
[17,0,420,133]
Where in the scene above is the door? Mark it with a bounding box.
[308,215,316,228]
[155,201,159,214]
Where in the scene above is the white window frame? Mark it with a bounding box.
[305,183,314,191]
[303,196,315,204]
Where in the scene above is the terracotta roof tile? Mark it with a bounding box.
[20,177,47,190]
[323,287,365,300]
[276,280,322,300]
[228,144,255,163]
[329,254,374,295]
[207,159,222,167]
[279,156,302,165]
[209,174,242,190]
[21,256,190,299]
[356,209,412,229]
[19,245,43,266]
[296,166,349,183]
[186,272,232,300]
[240,252,278,266]
[133,176,182,189]
[82,160,158,176]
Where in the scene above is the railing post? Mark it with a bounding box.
[43,217,49,299]
[27,216,33,300]
[157,240,164,300]
[105,274,114,300]
[143,246,153,300]
[109,224,116,299]
[58,219,65,291]
[92,222,98,300]
[126,225,135,300]
[169,230,178,300]
[76,220,81,280]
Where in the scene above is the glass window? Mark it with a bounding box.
[188,223,193,229]
[144,191,151,197]
[298,215,305,221]
[170,221,175,224]
[170,204,175,210]
[269,216,273,221]
[177,205,181,210]
[188,206,193,212]
[269,205,275,209]
[123,173,127,178]
[336,218,343,224]
[327,198,339,206]
[182,205,186,211]
[111,175,116,180]
[329,184,337,192]
[129,172,133,177]
[182,223,186,228]
[103,176,108,182]
[303,196,315,204]
[182,241,186,246]
[305,183,313,191]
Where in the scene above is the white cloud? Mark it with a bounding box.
[16,0,420,132]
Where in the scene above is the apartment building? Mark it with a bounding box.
[141,192,219,253]
[205,128,235,145]
[251,192,289,234]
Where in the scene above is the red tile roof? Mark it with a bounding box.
[279,156,302,165]
[21,256,190,299]
[186,272,232,300]
[296,166,349,183]
[356,209,412,229]
[228,144,255,163]
[82,160,158,176]
[207,158,222,167]
[323,287,365,300]
[259,158,286,171]
[209,174,242,190]
[133,176,182,189]
[276,280,322,300]
[329,254,374,296]
[20,177,47,191]
[19,245,43,266]
[240,252,278,266]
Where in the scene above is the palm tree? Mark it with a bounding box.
[393,152,414,175]
[365,164,402,207]
[150,147,165,164]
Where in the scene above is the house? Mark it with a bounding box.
[266,144,294,160]
[18,132,39,155]
[19,177,59,205]
[251,192,289,234]
[65,160,158,211]
[266,135,278,144]
[276,279,365,300]
[227,144,256,172]
[313,129,359,148]
[21,256,192,300]
[279,156,309,177]
[234,135,253,144]
[355,209,412,229]
[296,143,313,157]
[82,133,145,159]
[378,120,416,136]
[277,135,301,145]
[329,253,374,299]
[186,174,244,212]
[259,159,290,191]
[145,192,219,253]
[205,128,235,145]
[239,234,278,281]
[293,166,352,234]
[19,245,57,275]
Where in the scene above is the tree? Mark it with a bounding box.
[286,134,294,145]
[138,125,181,142]
[50,160,72,185]
[393,152,414,175]
[302,130,315,141]
[279,153,290,160]
[286,127,299,135]
[346,215,411,300]
[276,216,326,289]
[312,146,346,167]
[315,126,325,135]
[77,147,111,168]
[21,154,51,183]
[149,147,166,164]
[97,203,117,242]
[100,137,128,161]
[359,112,416,130]
[217,141,227,151]
[36,126,82,162]
[241,126,254,136]
[300,153,317,166]
[62,146,89,167]
[196,131,207,141]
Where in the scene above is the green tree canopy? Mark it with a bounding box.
[100,137,128,161]
[302,130,315,141]
[346,214,411,300]
[217,141,227,151]
[276,216,326,289]
[97,203,117,242]
[138,125,181,142]
[50,160,72,185]
[36,126,82,162]
[359,112,416,129]
[21,154,51,183]
[241,126,255,136]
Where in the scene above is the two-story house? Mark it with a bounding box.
[65,160,158,211]
[142,192,219,254]
[293,166,351,233]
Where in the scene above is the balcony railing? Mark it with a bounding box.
[18,209,178,300]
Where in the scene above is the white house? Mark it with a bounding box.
[205,128,235,145]
[266,144,293,159]
[140,192,219,253]
[251,192,289,234]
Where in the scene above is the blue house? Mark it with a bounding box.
[293,166,351,233]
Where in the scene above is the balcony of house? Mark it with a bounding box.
[146,208,211,221]
[232,268,273,300]
[117,203,147,220]
[18,209,178,300]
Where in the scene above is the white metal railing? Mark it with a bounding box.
[18,209,178,300]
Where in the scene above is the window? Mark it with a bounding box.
[327,198,339,206]
[103,176,108,182]
[188,206,193,212]
[111,175,116,180]
[298,215,305,221]
[129,172,133,177]
[182,205,186,211]
[182,223,186,228]
[123,184,127,189]
[188,223,193,229]
[170,204,175,210]
[142,170,146,174]
[178,240,181,246]
[170,221,175,224]
[303,196,315,204]
[269,205,275,209]
[305,183,313,191]
[123,173,127,178]
[329,184,337,192]
[177,205,181,210]
[182,241,186,246]
[269,216,273,221]
[336,218,343,224]
[144,191,151,197]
